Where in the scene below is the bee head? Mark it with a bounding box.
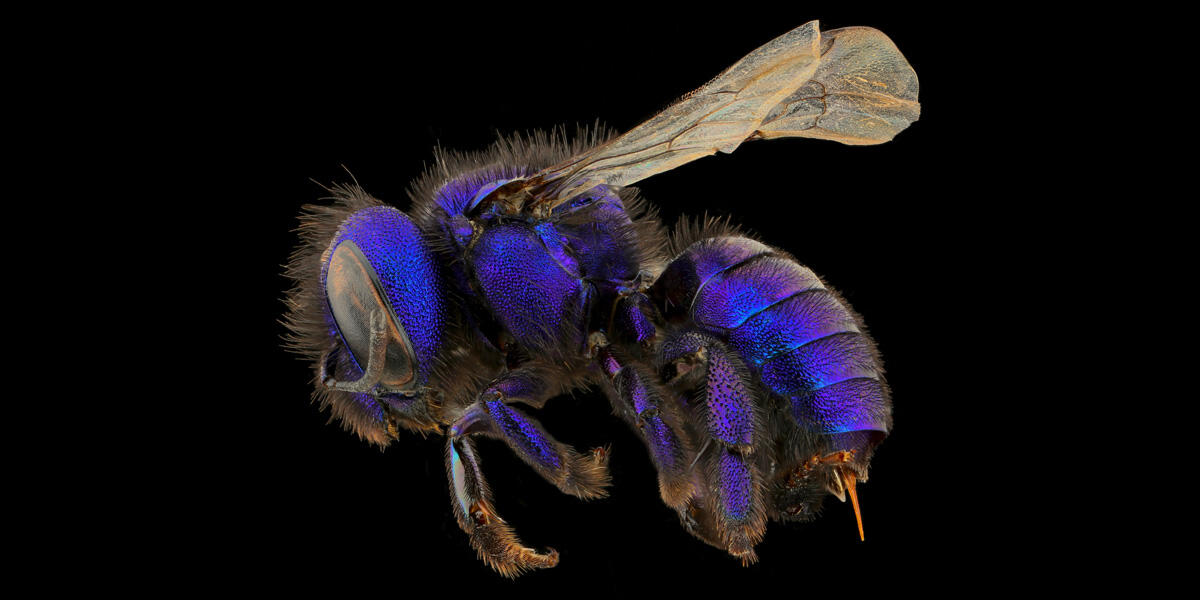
[287,189,450,446]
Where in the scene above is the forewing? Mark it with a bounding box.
[756,26,920,145]
[535,21,919,203]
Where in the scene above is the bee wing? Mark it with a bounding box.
[535,21,919,203]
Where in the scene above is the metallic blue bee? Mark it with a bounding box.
[284,20,918,576]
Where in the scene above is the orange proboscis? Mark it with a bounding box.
[842,468,864,541]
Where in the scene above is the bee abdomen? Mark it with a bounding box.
[657,237,890,435]
[754,333,887,434]
[692,255,823,330]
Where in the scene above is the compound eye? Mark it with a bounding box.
[325,239,416,390]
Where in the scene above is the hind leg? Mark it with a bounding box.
[660,330,767,564]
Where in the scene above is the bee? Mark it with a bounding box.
[283,20,918,577]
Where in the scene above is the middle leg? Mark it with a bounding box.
[591,332,695,509]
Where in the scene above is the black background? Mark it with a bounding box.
[184,7,1023,593]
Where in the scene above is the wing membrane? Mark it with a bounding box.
[535,20,919,203]
[756,26,920,145]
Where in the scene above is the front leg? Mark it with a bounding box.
[446,437,558,577]
[450,367,611,499]
[443,368,611,577]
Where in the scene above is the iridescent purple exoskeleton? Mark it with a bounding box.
[283,20,919,576]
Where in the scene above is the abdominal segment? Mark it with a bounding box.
[651,236,891,516]
[666,236,891,436]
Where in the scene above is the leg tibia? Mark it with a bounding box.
[661,331,767,560]
[711,447,763,563]
[452,369,611,500]
[446,438,558,577]
[596,344,694,508]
